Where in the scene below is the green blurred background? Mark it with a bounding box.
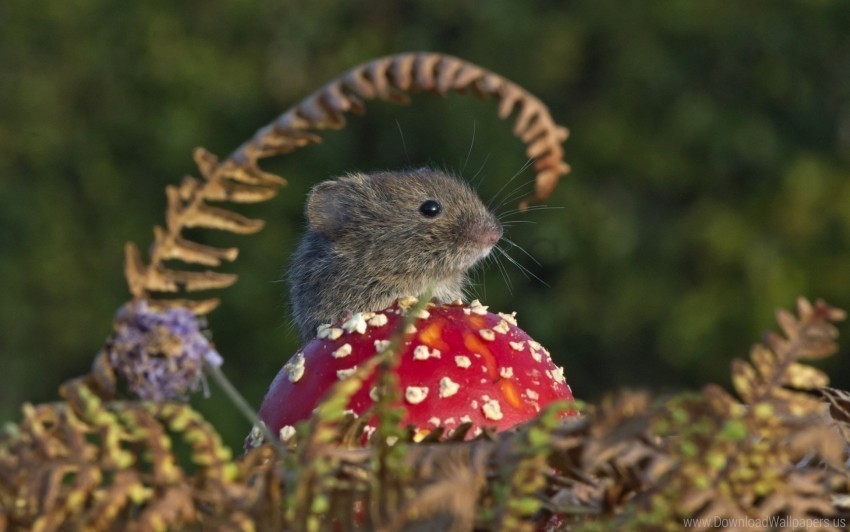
[3,1,850,448]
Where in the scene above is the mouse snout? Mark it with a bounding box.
[477,223,503,247]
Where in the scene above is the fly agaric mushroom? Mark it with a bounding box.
[256,297,575,445]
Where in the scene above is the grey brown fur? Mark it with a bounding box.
[289,168,502,340]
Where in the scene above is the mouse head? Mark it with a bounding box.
[305,168,502,277]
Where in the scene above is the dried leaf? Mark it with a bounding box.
[153,227,238,266]
[781,362,829,390]
[185,204,265,234]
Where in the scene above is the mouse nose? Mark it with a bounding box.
[480,224,502,246]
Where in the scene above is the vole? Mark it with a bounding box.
[289,167,502,340]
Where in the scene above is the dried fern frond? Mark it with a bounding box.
[125,52,570,314]
[4,297,850,530]
[641,298,849,529]
[230,52,570,206]
[719,297,844,416]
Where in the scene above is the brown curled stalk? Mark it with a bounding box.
[124,52,570,314]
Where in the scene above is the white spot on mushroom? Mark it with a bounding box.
[285,352,306,383]
[526,389,540,400]
[479,329,496,341]
[552,366,566,384]
[413,345,441,360]
[455,356,471,369]
[337,367,356,380]
[361,311,376,320]
[427,417,442,427]
[493,320,510,334]
[498,312,518,326]
[332,343,352,358]
[413,345,429,360]
[528,340,543,351]
[405,323,417,334]
[444,417,456,425]
[530,348,543,362]
[480,378,487,384]
[439,377,460,398]
[509,341,525,352]
[374,339,391,352]
[363,425,376,440]
[482,399,504,421]
[342,313,368,334]
[469,299,489,315]
[463,307,472,315]
[412,308,430,319]
[405,386,429,404]
[472,427,483,437]
[451,298,463,305]
[459,415,472,424]
[500,367,514,379]
[328,328,344,340]
[368,313,389,327]
[470,399,479,409]
[369,386,380,401]
[316,324,332,339]
[386,435,399,446]
[342,409,358,418]
[279,425,296,442]
[398,295,419,309]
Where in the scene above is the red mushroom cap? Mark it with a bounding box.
[257,297,576,444]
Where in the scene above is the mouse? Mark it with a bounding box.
[288,167,503,341]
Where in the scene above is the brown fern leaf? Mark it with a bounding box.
[0,382,259,531]
[726,297,844,417]
[644,299,850,529]
[154,227,239,267]
[817,386,850,441]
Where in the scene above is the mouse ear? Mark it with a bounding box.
[306,180,344,237]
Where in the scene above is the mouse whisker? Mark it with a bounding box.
[500,220,539,227]
[470,152,491,189]
[491,251,513,295]
[487,157,535,210]
[395,119,411,165]
[461,120,476,178]
[498,205,565,219]
[493,176,538,213]
[502,237,541,267]
[495,245,550,288]
[465,253,484,297]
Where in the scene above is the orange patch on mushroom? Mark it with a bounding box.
[467,314,487,329]
[463,332,497,378]
[499,380,522,409]
[418,319,450,352]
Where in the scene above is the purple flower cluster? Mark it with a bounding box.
[107,300,223,401]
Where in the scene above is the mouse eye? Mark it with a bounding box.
[418,200,442,218]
